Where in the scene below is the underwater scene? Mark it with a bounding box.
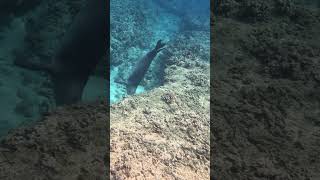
[110,0,210,179]
[110,0,210,103]
[212,0,320,179]
[0,0,107,137]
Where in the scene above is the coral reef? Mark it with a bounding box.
[0,0,318,179]
[0,25,210,179]
[110,33,210,179]
[110,0,171,102]
[0,102,107,179]
[0,1,210,178]
[110,0,210,103]
[211,1,320,179]
[214,0,319,23]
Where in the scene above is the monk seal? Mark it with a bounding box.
[15,0,108,105]
[126,40,166,95]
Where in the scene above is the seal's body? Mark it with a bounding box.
[126,40,165,95]
[15,0,108,105]
[51,0,108,105]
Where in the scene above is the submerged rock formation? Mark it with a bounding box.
[0,27,210,179]
[111,33,210,179]
[1,0,319,180]
[211,1,320,179]
[0,102,108,179]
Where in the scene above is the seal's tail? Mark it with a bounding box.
[154,40,166,53]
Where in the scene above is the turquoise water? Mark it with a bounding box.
[0,1,107,137]
[110,0,210,103]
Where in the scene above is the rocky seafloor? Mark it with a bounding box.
[0,33,210,179]
[0,27,210,180]
[0,0,319,180]
[110,0,209,103]
[0,0,211,179]
[212,0,320,179]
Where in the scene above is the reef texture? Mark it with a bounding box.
[1,0,319,180]
[110,0,172,93]
[0,102,107,179]
[110,32,210,179]
[1,0,210,179]
[0,31,210,179]
[212,0,320,179]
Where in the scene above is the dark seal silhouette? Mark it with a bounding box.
[15,0,108,105]
[126,40,166,95]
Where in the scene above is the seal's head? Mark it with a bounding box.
[126,83,137,95]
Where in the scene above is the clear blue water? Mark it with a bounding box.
[110,0,210,103]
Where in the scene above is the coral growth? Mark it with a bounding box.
[211,1,320,179]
